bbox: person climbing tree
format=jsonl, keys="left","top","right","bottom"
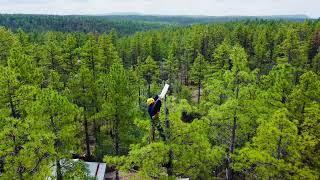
{"left": 147, "top": 95, "right": 166, "bottom": 141}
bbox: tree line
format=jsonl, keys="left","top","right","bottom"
{"left": 0, "top": 14, "right": 167, "bottom": 35}
{"left": 0, "top": 19, "right": 320, "bottom": 179}
{"left": 0, "top": 14, "right": 311, "bottom": 35}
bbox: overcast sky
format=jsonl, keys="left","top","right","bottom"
{"left": 0, "top": 0, "right": 319, "bottom": 18}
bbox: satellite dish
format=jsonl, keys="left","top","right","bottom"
{"left": 159, "top": 84, "right": 170, "bottom": 99}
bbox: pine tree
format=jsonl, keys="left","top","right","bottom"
{"left": 61, "top": 34, "right": 80, "bottom": 79}
{"left": 7, "top": 42, "right": 43, "bottom": 86}
{"left": 163, "top": 50, "right": 179, "bottom": 93}
{"left": 206, "top": 45, "right": 255, "bottom": 179}
{"left": 276, "top": 29, "right": 308, "bottom": 83}
{"left": 0, "top": 116, "right": 55, "bottom": 179}
{"left": 108, "top": 28, "right": 118, "bottom": 46}
{"left": 98, "top": 34, "right": 120, "bottom": 74}
{"left": 43, "top": 32, "right": 63, "bottom": 72}
{"left": 212, "top": 40, "right": 232, "bottom": 71}
{"left": 27, "top": 89, "right": 81, "bottom": 179}
{"left": 67, "top": 66, "right": 95, "bottom": 159}
{"left": 289, "top": 71, "right": 320, "bottom": 171}
{"left": 47, "top": 70, "right": 64, "bottom": 91}
{"left": 0, "top": 66, "right": 54, "bottom": 179}
{"left": 252, "top": 27, "right": 273, "bottom": 73}
{"left": 190, "top": 52, "right": 209, "bottom": 104}
{"left": 258, "top": 63, "right": 295, "bottom": 118}
{"left": 98, "top": 59, "right": 135, "bottom": 179}
{"left": 139, "top": 55, "right": 160, "bottom": 97}
{"left": 81, "top": 33, "right": 101, "bottom": 78}
{"left": 234, "top": 109, "right": 317, "bottom": 179}
{"left": 0, "top": 27, "right": 16, "bottom": 65}
{"left": 308, "top": 29, "right": 320, "bottom": 63}
{"left": 0, "top": 66, "right": 22, "bottom": 119}
{"left": 312, "top": 52, "right": 320, "bottom": 73}
{"left": 81, "top": 33, "right": 101, "bottom": 144}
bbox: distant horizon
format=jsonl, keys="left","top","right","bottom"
{"left": 0, "top": 13, "right": 314, "bottom": 19}
{"left": 0, "top": 0, "right": 319, "bottom": 18}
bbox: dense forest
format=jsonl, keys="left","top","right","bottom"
{"left": 0, "top": 14, "right": 311, "bottom": 35}
{"left": 0, "top": 18, "right": 320, "bottom": 179}
{"left": 0, "top": 14, "right": 168, "bottom": 35}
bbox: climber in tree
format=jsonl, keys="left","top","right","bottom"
{"left": 147, "top": 95, "right": 166, "bottom": 141}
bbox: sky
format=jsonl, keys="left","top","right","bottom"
{"left": 0, "top": 0, "right": 319, "bottom": 18}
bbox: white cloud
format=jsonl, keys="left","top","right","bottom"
{"left": 0, "top": 0, "right": 318, "bottom": 18}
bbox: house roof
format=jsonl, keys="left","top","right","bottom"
{"left": 85, "top": 161, "right": 107, "bottom": 180}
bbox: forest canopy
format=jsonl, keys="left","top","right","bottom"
{"left": 0, "top": 14, "right": 312, "bottom": 35}
{"left": 0, "top": 18, "right": 320, "bottom": 179}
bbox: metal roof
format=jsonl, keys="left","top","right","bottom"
{"left": 49, "top": 159, "right": 107, "bottom": 180}
{"left": 85, "top": 161, "right": 107, "bottom": 180}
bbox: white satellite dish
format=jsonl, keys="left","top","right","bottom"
{"left": 159, "top": 84, "right": 170, "bottom": 99}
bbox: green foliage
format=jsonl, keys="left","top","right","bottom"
{"left": 42, "top": 32, "right": 63, "bottom": 72}
{"left": 190, "top": 53, "right": 209, "bottom": 83}
{"left": 163, "top": 51, "right": 178, "bottom": 83}
{"left": 178, "top": 85, "right": 192, "bottom": 101}
{"left": 312, "top": 52, "right": 320, "bottom": 73}
{"left": 105, "top": 99, "right": 225, "bottom": 179}
{"left": 0, "top": 117, "right": 55, "bottom": 179}
{"left": 0, "top": 19, "right": 320, "bottom": 179}
{"left": 96, "top": 59, "right": 137, "bottom": 157}
{"left": 62, "top": 160, "right": 95, "bottom": 180}
{"left": 61, "top": 34, "right": 80, "bottom": 77}
{"left": 140, "top": 56, "right": 160, "bottom": 84}
{"left": 98, "top": 34, "right": 120, "bottom": 73}
{"left": 212, "top": 40, "right": 232, "bottom": 71}
{"left": 67, "top": 66, "right": 95, "bottom": 111}
{"left": 26, "top": 89, "right": 81, "bottom": 178}
{"left": 81, "top": 33, "right": 101, "bottom": 78}
{"left": 0, "top": 27, "right": 16, "bottom": 65}
{"left": 0, "top": 14, "right": 167, "bottom": 35}
{"left": 28, "top": 89, "right": 81, "bottom": 154}
{"left": 234, "top": 109, "right": 318, "bottom": 179}
{"left": 7, "top": 43, "right": 43, "bottom": 86}
{"left": 139, "top": 55, "right": 160, "bottom": 96}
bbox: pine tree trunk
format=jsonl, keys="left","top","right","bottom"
{"left": 9, "top": 93, "right": 19, "bottom": 118}
{"left": 198, "top": 79, "right": 201, "bottom": 104}
{"left": 277, "top": 125, "right": 283, "bottom": 160}
{"left": 18, "top": 165, "right": 24, "bottom": 180}
{"left": 92, "top": 92, "right": 99, "bottom": 145}
{"left": 19, "top": 173, "right": 23, "bottom": 180}
{"left": 164, "top": 95, "right": 173, "bottom": 176}
{"left": 167, "top": 149, "right": 173, "bottom": 176}
{"left": 230, "top": 112, "right": 237, "bottom": 153}
{"left": 93, "top": 119, "right": 97, "bottom": 146}
{"left": 114, "top": 113, "right": 120, "bottom": 180}
{"left": 91, "top": 50, "right": 96, "bottom": 79}
{"left": 226, "top": 112, "right": 237, "bottom": 180}
{"left": 84, "top": 118, "right": 91, "bottom": 159}
{"left": 226, "top": 82, "right": 239, "bottom": 180}
{"left": 277, "top": 136, "right": 282, "bottom": 160}
{"left": 0, "top": 158, "right": 4, "bottom": 175}
{"left": 115, "top": 119, "right": 119, "bottom": 156}
{"left": 138, "top": 87, "right": 141, "bottom": 106}
{"left": 148, "top": 82, "right": 151, "bottom": 97}
{"left": 151, "top": 121, "right": 155, "bottom": 142}
{"left": 56, "top": 159, "right": 63, "bottom": 180}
